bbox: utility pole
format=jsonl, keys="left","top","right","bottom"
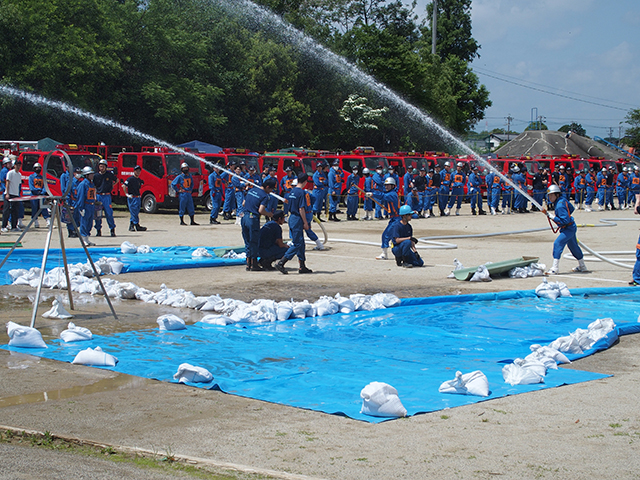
{"left": 505, "top": 114, "right": 513, "bottom": 141}
{"left": 608, "top": 127, "right": 614, "bottom": 142}
{"left": 537, "top": 115, "right": 545, "bottom": 130}
{"left": 431, "top": 0, "right": 437, "bottom": 55}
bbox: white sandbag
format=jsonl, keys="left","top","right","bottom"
{"left": 513, "top": 357, "right": 547, "bottom": 377}
{"left": 335, "top": 294, "right": 355, "bottom": 314}
{"left": 470, "top": 264, "right": 492, "bottom": 282}
{"left": 198, "top": 294, "right": 223, "bottom": 311}
{"left": 314, "top": 297, "right": 339, "bottom": 316}
{"left": 137, "top": 245, "right": 153, "bottom": 254}
{"left": 535, "top": 278, "right": 560, "bottom": 300}
{"left": 360, "top": 381, "right": 407, "bottom": 418}
{"left": 192, "top": 247, "right": 212, "bottom": 257}
{"left": 6, "top": 321, "right": 47, "bottom": 348}
{"left": 587, "top": 318, "right": 616, "bottom": 344}
{"left": 72, "top": 346, "right": 118, "bottom": 366}
{"left": 8, "top": 268, "right": 28, "bottom": 281}
{"left": 371, "top": 292, "right": 401, "bottom": 308}
{"left": 41, "top": 299, "right": 74, "bottom": 319}
{"left": 349, "top": 294, "right": 374, "bottom": 311}
{"left": 173, "top": 363, "right": 213, "bottom": 383}
{"left": 116, "top": 282, "right": 139, "bottom": 299}
{"left": 502, "top": 362, "right": 544, "bottom": 386}
{"left": 528, "top": 344, "right": 571, "bottom": 365}
{"left": 447, "top": 258, "right": 465, "bottom": 278}
{"left": 110, "top": 260, "right": 124, "bottom": 275}
{"left": 438, "top": 370, "right": 489, "bottom": 397}
{"left": 276, "top": 301, "right": 293, "bottom": 321}
{"left": 549, "top": 334, "right": 584, "bottom": 354}
{"left": 156, "top": 314, "right": 187, "bottom": 331}
{"left": 120, "top": 241, "right": 138, "bottom": 254}
{"left": 200, "top": 314, "right": 235, "bottom": 325}
{"left": 60, "top": 322, "right": 93, "bottom": 342}
{"left": 292, "top": 300, "right": 313, "bottom": 319}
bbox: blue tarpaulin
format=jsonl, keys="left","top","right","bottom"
{"left": 3, "top": 287, "right": 640, "bottom": 422}
{"left": 0, "top": 246, "right": 245, "bottom": 285}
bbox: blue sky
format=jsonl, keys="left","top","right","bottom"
{"left": 415, "top": 0, "right": 640, "bottom": 137}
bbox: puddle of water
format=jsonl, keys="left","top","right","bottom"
{"left": 0, "top": 372, "right": 154, "bottom": 408}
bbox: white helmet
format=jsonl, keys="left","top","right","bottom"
{"left": 99, "top": 159, "right": 108, "bottom": 165}
{"left": 456, "top": 162, "right": 463, "bottom": 167}
{"left": 362, "top": 168, "right": 370, "bottom": 174}
{"left": 82, "top": 166, "right": 94, "bottom": 175}
{"left": 181, "top": 162, "right": 189, "bottom": 169}
{"left": 512, "top": 166, "right": 520, "bottom": 173}
{"left": 444, "top": 161, "right": 451, "bottom": 167}
{"left": 547, "top": 184, "right": 561, "bottom": 195}
{"left": 384, "top": 176, "right": 396, "bottom": 186}
{"left": 33, "top": 162, "right": 42, "bottom": 169}
{"left": 2, "top": 157, "right": 10, "bottom": 164}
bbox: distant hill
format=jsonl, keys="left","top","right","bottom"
{"left": 494, "top": 130, "right": 627, "bottom": 161}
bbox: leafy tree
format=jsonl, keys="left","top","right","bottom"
{"left": 525, "top": 121, "right": 548, "bottom": 131}
{"left": 624, "top": 108, "right": 640, "bottom": 150}
{"left": 558, "top": 122, "right": 586, "bottom": 137}
{"left": 422, "top": 0, "right": 479, "bottom": 62}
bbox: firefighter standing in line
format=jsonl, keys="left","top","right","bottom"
{"left": 171, "top": 162, "right": 199, "bottom": 226}
{"left": 28, "top": 162, "right": 50, "bottom": 228}
{"left": 93, "top": 159, "right": 118, "bottom": 237}
{"left": 123, "top": 165, "right": 147, "bottom": 232}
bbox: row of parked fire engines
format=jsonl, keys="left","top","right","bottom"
{"left": 3, "top": 142, "right": 636, "bottom": 213}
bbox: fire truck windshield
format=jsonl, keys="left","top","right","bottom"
{"left": 364, "top": 156, "right": 388, "bottom": 171}
{"left": 228, "top": 155, "right": 259, "bottom": 169}
{"left": 69, "top": 154, "right": 101, "bottom": 171}
{"left": 166, "top": 154, "right": 199, "bottom": 176}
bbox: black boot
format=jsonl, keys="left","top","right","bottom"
{"left": 275, "top": 258, "right": 288, "bottom": 274}
{"left": 395, "top": 256, "right": 403, "bottom": 267}
{"left": 246, "top": 258, "right": 251, "bottom": 271}
{"left": 471, "top": 209, "right": 476, "bottom": 215}
{"left": 96, "top": 229, "right": 102, "bottom": 236}
{"left": 129, "top": 222, "right": 135, "bottom": 232}
{"left": 135, "top": 223, "right": 147, "bottom": 231}
{"left": 298, "top": 261, "right": 312, "bottom": 274}
{"left": 259, "top": 258, "right": 275, "bottom": 271}
{"left": 190, "top": 216, "right": 199, "bottom": 226}
{"left": 250, "top": 258, "right": 264, "bottom": 271}
{"left": 180, "top": 216, "right": 187, "bottom": 225}
{"left": 110, "top": 228, "right": 116, "bottom": 237}
{"left": 478, "top": 209, "right": 486, "bottom": 215}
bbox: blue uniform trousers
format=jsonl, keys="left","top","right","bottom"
{"left": 553, "top": 223, "right": 583, "bottom": 260}
{"left": 382, "top": 216, "right": 401, "bottom": 249}
{"left": 210, "top": 192, "right": 222, "bottom": 220}
{"left": 392, "top": 240, "right": 424, "bottom": 267}
{"left": 259, "top": 244, "right": 288, "bottom": 264}
{"left": 223, "top": 187, "right": 235, "bottom": 213}
{"left": 241, "top": 213, "right": 261, "bottom": 259}
{"left": 447, "top": 186, "right": 463, "bottom": 209}
{"left": 79, "top": 204, "right": 94, "bottom": 237}
{"left": 95, "top": 194, "right": 115, "bottom": 230}
{"left": 346, "top": 194, "right": 359, "bottom": 217}
{"left": 634, "top": 234, "right": 640, "bottom": 283}
{"left": 284, "top": 214, "right": 306, "bottom": 261}
{"left": 128, "top": 196, "right": 141, "bottom": 224}
{"left": 312, "top": 188, "right": 327, "bottom": 214}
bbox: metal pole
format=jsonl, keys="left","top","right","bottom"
{"left": 30, "top": 208, "right": 55, "bottom": 328}
{"left": 431, "top": 0, "right": 438, "bottom": 55}
{"left": 54, "top": 199, "right": 74, "bottom": 311}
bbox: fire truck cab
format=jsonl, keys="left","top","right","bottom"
{"left": 115, "top": 147, "right": 204, "bottom": 214}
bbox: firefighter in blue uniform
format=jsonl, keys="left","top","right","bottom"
{"left": 93, "top": 159, "right": 117, "bottom": 237}
{"left": 312, "top": 161, "right": 328, "bottom": 220}
{"left": 328, "top": 160, "right": 343, "bottom": 221}
{"left": 345, "top": 167, "right": 361, "bottom": 220}
{"left": 74, "top": 166, "right": 97, "bottom": 246}
{"left": 123, "top": 165, "right": 147, "bottom": 232}
{"left": 208, "top": 163, "right": 223, "bottom": 224}
{"left": 171, "top": 162, "right": 198, "bottom": 225}
{"left": 366, "top": 176, "right": 400, "bottom": 260}
{"left": 362, "top": 168, "right": 374, "bottom": 220}
{"left": 439, "top": 161, "right": 452, "bottom": 216}
{"left": 573, "top": 169, "right": 586, "bottom": 209}
{"left": 222, "top": 162, "right": 236, "bottom": 220}
{"left": 391, "top": 205, "right": 424, "bottom": 268}
{"left": 468, "top": 165, "right": 485, "bottom": 215}
{"left": 542, "top": 184, "right": 588, "bottom": 274}
{"left": 584, "top": 167, "right": 596, "bottom": 212}
{"left": 242, "top": 177, "right": 276, "bottom": 271}
{"left": 280, "top": 167, "right": 296, "bottom": 215}
{"left": 447, "top": 162, "right": 466, "bottom": 215}
{"left": 372, "top": 166, "right": 385, "bottom": 219}
{"left": 28, "top": 162, "right": 50, "bottom": 228}
{"left": 629, "top": 166, "right": 640, "bottom": 207}
{"left": 275, "top": 173, "right": 313, "bottom": 274}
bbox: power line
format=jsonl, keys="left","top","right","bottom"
{"left": 473, "top": 68, "right": 631, "bottom": 112}
{"left": 473, "top": 66, "right": 637, "bottom": 109}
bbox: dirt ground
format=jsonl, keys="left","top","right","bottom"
{"left": 1, "top": 204, "right": 640, "bottom": 479}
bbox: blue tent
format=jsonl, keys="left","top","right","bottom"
{"left": 178, "top": 140, "right": 222, "bottom": 154}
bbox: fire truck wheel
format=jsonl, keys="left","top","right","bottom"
{"left": 142, "top": 193, "right": 158, "bottom": 214}
{"left": 204, "top": 195, "right": 213, "bottom": 211}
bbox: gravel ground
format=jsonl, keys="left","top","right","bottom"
{"left": 1, "top": 204, "right": 639, "bottom": 479}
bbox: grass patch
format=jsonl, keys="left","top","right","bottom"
{"left": 0, "top": 428, "right": 274, "bottom": 479}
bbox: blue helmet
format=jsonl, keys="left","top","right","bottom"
{"left": 399, "top": 205, "right": 414, "bottom": 216}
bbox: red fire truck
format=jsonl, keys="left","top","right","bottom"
{"left": 113, "top": 147, "right": 205, "bottom": 214}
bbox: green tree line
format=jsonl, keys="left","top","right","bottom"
{"left": 0, "top": 0, "right": 491, "bottom": 151}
